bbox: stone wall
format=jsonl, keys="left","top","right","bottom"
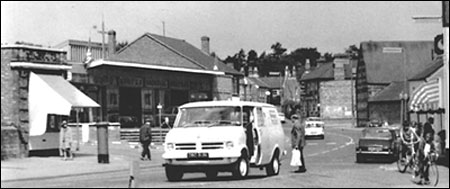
{"left": 320, "top": 80, "right": 354, "bottom": 119}
{"left": 1, "top": 126, "right": 22, "bottom": 160}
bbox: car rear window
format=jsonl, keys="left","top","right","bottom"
{"left": 362, "top": 128, "right": 392, "bottom": 139}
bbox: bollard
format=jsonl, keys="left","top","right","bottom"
{"left": 96, "top": 122, "right": 109, "bottom": 163}
{"left": 128, "top": 160, "right": 139, "bottom": 188}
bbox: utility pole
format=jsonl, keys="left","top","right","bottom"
{"left": 98, "top": 14, "right": 107, "bottom": 59}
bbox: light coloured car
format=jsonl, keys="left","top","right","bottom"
{"left": 305, "top": 117, "right": 325, "bottom": 139}
{"left": 278, "top": 112, "right": 286, "bottom": 123}
{"left": 162, "top": 101, "right": 287, "bottom": 181}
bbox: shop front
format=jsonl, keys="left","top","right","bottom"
{"left": 89, "top": 65, "right": 214, "bottom": 128}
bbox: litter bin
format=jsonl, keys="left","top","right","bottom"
{"left": 96, "top": 122, "right": 109, "bottom": 163}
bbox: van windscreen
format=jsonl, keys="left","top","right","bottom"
{"left": 175, "top": 106, "right": 242, "bottom": 128}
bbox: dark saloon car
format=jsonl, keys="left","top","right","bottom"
{"left": 356, "top": 127, "right": 398, "bottom": 163}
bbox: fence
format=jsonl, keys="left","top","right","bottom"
{"left": 120, "top": 128, "right": 170, "bottom": 144}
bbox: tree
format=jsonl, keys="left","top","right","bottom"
{"left": 115, "top": 41, "right": 128, "bottom": 52}
{"left": 247, "top": 50, "right": 258, "bottom": 67}
{"left": 345, "top": 44, "right": 359, "bottom": 59}
{"left": 323, "top": 52, "right": 334, "bottom": 62}
{"left": 270, "top": 42, "right": 287, "bottom": 59}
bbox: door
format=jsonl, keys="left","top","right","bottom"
{"left": 119, "top": 87, "right": 142, "bottom": 128}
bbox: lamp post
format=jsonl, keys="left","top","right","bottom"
{"left": 399, "top": 92, "right": 408, "bottom": 125}
{"left": 243, "top": 77, "right": 248, "bottom": 101}
{"left": 265, "top": 90, "right": 271, "bottom": 103}
{"left": 157, "top": 103, "right": 163, "bottom": 127}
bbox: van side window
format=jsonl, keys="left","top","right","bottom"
{"left": 257, "top": 107, "right": 264, "bottom": 127}
{"left": 269, "top": 109, "right": 278, "bottom": 125}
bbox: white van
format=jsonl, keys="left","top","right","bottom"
{"left": 162, "top": 101, "right": 287, "bottom": 181}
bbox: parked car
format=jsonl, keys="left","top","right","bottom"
{"left": 368, "top": 119, "right": 383, "bottom": 127}
{"left": 305, "top": 117, "right": 325, "bottom": 139}
{"left": 355, "top": 127, "right": 398, "bottom": 163}
{"left": 162, "top": 101, "right": 287, "bottom": 181}
{"left": 278, "top": 112, "right": 286, "bottom": 123}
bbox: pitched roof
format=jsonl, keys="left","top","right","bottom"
{"left": 149, "top": 33, "right": 241, "bottom": 75}
{"left": 111, "top": 33, "right": 241, "bottom": 76}
{"left": 368, "top": 81, "right": 408, "bottom": 102}
{"left": 300, "top": 63, "right": 354, "bottom": 81}
{"left": 300, "top": 63, "right": 334, "bottom": 81}
{"left": 409, "top": 57, "right": 443, "bottom": 81}
{"left": 360, "top": 41, "right": 434, "bottom": 84}
{"left": 246, "top": 77, "right": 270, "bottom": 88}
{"left": 259, "top": 77, "right": 283, "bottom": 89}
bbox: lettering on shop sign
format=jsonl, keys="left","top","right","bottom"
{"left": 10, "top": 48, "right": 66, "bottom": 64}
{"left": 93, "top": 75, "right": 117, "bottom": 86}
{"left": 145, "top": 78, "right": 168, "bottom": 88}
{"left": 119, "top": 77, "right": 143, "bottom": 87}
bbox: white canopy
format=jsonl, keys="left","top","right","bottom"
{"left": 29, "top": 72, "right": 100, "bottom": 136}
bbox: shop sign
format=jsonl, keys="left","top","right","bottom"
{"left": 119, "top": 76, "right": 143, "bottom": 87}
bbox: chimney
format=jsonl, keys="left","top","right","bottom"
{"left": 201, "top": 36, "right": 210, "bottom": 55}
{"left": 107, "top": 30, "right": 116, "bottom": 58}
{"left": 333, "top": 57, "right": 349, "bottom": 80}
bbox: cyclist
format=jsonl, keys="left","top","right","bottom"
{"left": 400, "top": 121, "right": 418, "bottom": 158}
{"left": 417, "top": 127, "right": 436, "bottom": 185}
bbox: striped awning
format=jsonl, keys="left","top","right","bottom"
{"left": 409, "top": 79, "right": 441, "bottom": 112}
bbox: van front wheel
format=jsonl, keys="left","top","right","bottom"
{"left": 165, "top": 166, "right": 183, "bottom": 181}
{"left": 232, "top": 156, "right": 249, "bottom": 179}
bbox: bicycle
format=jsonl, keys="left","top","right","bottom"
{"left": 397, "top": 127, "right": 439, "bottom": 186}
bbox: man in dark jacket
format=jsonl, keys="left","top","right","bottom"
{"left": 140, "top": 118, "right": 152, "bottom": 161}
{"left": 291, "top": 114, "right": 306, "bottom": 173}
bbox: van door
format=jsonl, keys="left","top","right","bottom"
{"left": 253, "top": 107, "right": 273, "bottom": 165}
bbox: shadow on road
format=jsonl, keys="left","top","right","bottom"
{"left": 170, "top": 174, "right": 269, "bottom": 182}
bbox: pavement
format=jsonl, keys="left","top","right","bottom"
{"left": 1, "top": 141, "right": 165, "bottom": 182}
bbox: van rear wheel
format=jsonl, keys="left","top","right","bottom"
{"left": 266, "top": 153, "right": 280, "bottom": 176}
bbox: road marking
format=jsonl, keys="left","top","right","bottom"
{"left": 305, "top": 132, "right": 355, "bottom": 158}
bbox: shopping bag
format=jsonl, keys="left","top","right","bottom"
{"left": 290, "top": 149, "right": 303, "bottom": 166}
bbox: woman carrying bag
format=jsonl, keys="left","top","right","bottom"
{"left": 290, "top": 114, "right": 307, "bottom": 173}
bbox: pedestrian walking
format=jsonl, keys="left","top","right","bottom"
{"left": 290, "top": 114, "right": 307, "bottom": 173}
{"left": 59, "top": 120, "right": 73, "bottom": 161}
{"left": 140, "top": 118, "right": 152, "bottom": 161}
{"left": 423, "top": 117, "right": 435, "bottom": 139}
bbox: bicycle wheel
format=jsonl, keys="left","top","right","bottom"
{"left": 426, "top": 163, "right": 439, "bottom": 186}
{"left": 397, "top": 150, "right": 408, "bottom": 173}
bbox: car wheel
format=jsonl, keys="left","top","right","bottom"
{"left": 320, "top": 135, "right": 325, "bottom": 140}
{"left": 232, "top": 155, "right": 249, "bottom": 179}
{"left": 266, "top": 152, "right": 280, "bottom": 176}
{"left": 165, "top": 166, "right": 183, "bottom": 181}
{"left": 356, "top": 154, "right": 364, "bottom": 163}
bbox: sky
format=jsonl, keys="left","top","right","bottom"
{"left": 1, "top": 1, "right": 444, "bottom": 59}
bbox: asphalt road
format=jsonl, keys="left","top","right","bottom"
{"left": 3, "top": 122, "right": 448, "bottom": 188}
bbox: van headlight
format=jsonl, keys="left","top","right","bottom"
{"left": 225, "top": 141, "right": 234, "bottom": 149}
{"left": 166, "top": 143, "right": 174, "bottom": 151}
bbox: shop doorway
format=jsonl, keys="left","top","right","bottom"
{"left": 119, "top": 87, "right": 142, "bottom": 128}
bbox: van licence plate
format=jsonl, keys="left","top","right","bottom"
{"left": 187, "top": 152, "right": 209, "bottom": 159}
